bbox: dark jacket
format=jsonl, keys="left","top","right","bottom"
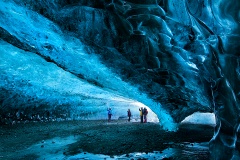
{"left": 127, "top": 110, "right": 131, "bottom": 117}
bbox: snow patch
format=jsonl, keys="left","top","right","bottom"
{"left": 181, "top": 112, "right": 216, "bottom": 125}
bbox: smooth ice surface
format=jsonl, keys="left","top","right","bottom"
{"left": 0, "top": 39, "right": 159, "bottom": 121}
{"left": 18, "top": 136, "right": 79, "bottom": 160}
{"left": 19, "top": 135, "right": 177, "bottom": 160}
{"left": 181, "top": 112, "right": 216, "bottom": 126}
{"left": 18, "top": 136, "right": 212, "bottom": 160}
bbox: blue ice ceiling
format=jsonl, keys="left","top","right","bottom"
{"left": 0, "top": 0, "right": 171, "bottom": 129}
{"left": 0, "top": 0, "right": 240, "bottom": 159}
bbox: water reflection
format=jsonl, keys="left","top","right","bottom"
{"left": 68, "top": 142, "right": 210, "bottom": 160}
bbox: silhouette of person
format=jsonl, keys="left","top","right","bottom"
{"left": 107, "top": 108, "right": 112, "bottom": 122}
{"left": 139, "top": 107, "right": 143, "bottom": 123}
{"left": 127, "top": 109, "right": 131, "bottom": 122}
{"left": 143, "top": 107, "right": 148, "bottom": 123}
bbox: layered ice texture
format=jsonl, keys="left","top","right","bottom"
{"left": 0, "top": 0, "right": 240, "bottom": 159}
{"left": 0, "top": 0, "right": 172, "bottom": 129}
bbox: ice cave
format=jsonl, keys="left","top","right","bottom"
{"left": 0, "top": 0, "right": 239, "bottom": 159}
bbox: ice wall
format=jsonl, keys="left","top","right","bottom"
{"left": 0, "top": 0, "right": 239, "bottom": 158}
{"left": 167, "top": 0, "right": 240, "bottom": 159}
{"left": 0, "top": 0, "right": 174, "bottom": 130}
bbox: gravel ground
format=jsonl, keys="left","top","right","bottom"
{"left": 0, "top": 120, "right": 215, "bottom": 159}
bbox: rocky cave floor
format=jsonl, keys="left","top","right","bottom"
{"left": 0, "top": 119, "right": 233, "bottom": 160}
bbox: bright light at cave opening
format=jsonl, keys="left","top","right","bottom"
{"left": 108, "top": 97, "right": 159, "bottom": 122}
{"left": 132, "top": 102, "right": 159, "bottom": 123}
{"left": 181, "top": 112, "right": 216, "bottom": 126}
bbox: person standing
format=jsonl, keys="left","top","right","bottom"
{"left": 139, "top": 107, "right": 143, "bottom": 123}
{"left": 107, "top": 108, "right": 112, "bottom": 122}
{"left": 127, "top": 109, "right": 131, "bottom": 122}
{"left": 143, "top": 107, "right": 148, "bottom": 123}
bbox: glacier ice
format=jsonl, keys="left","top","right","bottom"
{"left": 0, "top": 0, "right": 240, "bottom": 159}
{"left": 0, "top": 0, "right": 175, "bottom": 130}
{"left": 167, "top": 0, "right": 240, "bottom": 159}
{"left": 181, "top": 112, "right": 216, "bottom": 126}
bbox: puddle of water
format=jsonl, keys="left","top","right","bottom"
{"left": 67, "top": 142, "right": 209, "bottom": 160}
{"left": 68, "top": 148, "right": 176, "bottom": 160}
{"left": 20, "top": 136, "right": 79, "bottom": 160}
{"left": 21, "top": 138, "right": 240, "bottom": 160}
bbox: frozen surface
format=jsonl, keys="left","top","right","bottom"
{"left": 19, "top": 136, "right": 79, "bottom": 160}
{"left": 0, "top": 39, "right": 159, "bottom": 122}
{"left": 19, "top": 136, "right": 211, "bottom": 160}
{"left": 181, "top": 112, "right": 216, "bottom": 126}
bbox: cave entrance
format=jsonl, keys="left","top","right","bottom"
{"left": 108, "top": 97, "right": 159, "bottom": 123}
{"left": 181, "top": 112, "right": 216, "bottom": 126}
{"left": 129, "top": 102, "right": 159, "bottom": 123}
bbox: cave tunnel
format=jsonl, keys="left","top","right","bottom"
{"left": 0, "top": 0, "right": 240, "bottom": 159}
